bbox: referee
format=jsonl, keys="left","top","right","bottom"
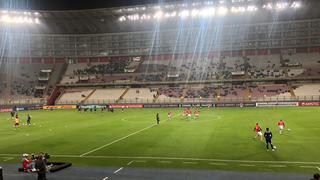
{"left": 264, "top": 128, "right": 275, "bottom": 151}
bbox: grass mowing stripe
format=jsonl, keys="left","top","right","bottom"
{"left": 80, "top": 124, "right": 157, "bottom": 157}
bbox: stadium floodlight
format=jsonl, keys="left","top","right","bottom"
{"left": 179, "top": 10, "right": 190, "bottom": 18}
{"left": 291, "top": 1, "right": 301, "bottom": 9}
{"left": 217, "top": 6, "right": 228, "bottom": 16}
{"left": 191, "top": 9, "right": 200, "bottom": 17}
{"left": 231, "top": 6, "right": 246, "bottom": 13}
{"left": 164, "top": 12, "right": 171, "bottom": 18}
{"left": 154, "top": 10, "right": 163, "bottom": 19}
{"left": 247, "top": 5, "right": 258, "bottom": 12}
{"left": 276, "top": 2, "right": 288, "bottom": 10}
{"left": 263, "top": 3, "right": 273, "bottom": 10}
{"left": 170, "top": 11, "right": 177, "bottom": 17}
{"left": 200, "top": 7, "right": 215, "bottom": 17}
{"left": 119, "top": 16, "right": 126, "bottom": 22}
{"left": 34, "top": 18, "right": 40, "bottom": 24}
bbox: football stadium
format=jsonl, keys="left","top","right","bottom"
{"left": 0, "top": 0, "right": 320, "bottom": 179}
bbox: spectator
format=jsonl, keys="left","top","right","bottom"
{"left": 35, "top": 155, "right": 47, "bottom": 180}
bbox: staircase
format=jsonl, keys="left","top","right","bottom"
{"left": 81, "top": 89, "right": 96, "bottom": 103}
{"left": 47, "top": 87, "right": 62, "bottom": 105}
{"left": 288, "top": 84, "right": 296, "bottom": 98}
{"left": 246, "top": 86, "right": 252, "bottom": 100}
{"left": 153, "top": 92, "right": 160, "bottom": 102}
{"left": 117, "top": 88, "right": 130, "bottom": 102}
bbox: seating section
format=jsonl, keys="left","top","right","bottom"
{"left": 293, "top": 84, "right": 320, "bottom": 96}
{"left": 249, "top": 84, "right": 290, "bottom": 98}
{"left": 86, "top": 89, "right": 125, "bottom": 103}
{"left": 121, "top": 88, "right": 157, "bottom": 102}
{"left": 57, "top": 89, "right": 93, "bottom": 104}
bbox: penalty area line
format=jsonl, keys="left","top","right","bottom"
{"left": 80, "top": 124, "right": 156, "bottom": 157}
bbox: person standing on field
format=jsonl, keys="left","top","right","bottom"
{"left": 264, "top": 128, "right": 276, "bottom": 151}
{"left": 27, "top": 114, "right": 31, "bottom": 126}
{"left": 156, "top": 113, "right": 160, "bottom": 124}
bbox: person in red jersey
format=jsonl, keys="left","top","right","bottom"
{"left": 187, "top": 108, "right": 192, "bottom": 120}
{"left": 167, "top": 111, "right": 172, "bottom": 120}
{"left": 253, "top": 123, "right": 263, "bottom": 141}
{"left": 278, "top": 119, "right": 285, "bottom": 134}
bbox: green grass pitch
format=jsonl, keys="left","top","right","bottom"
{"left": 0, "top": 107, "right": 319, "bottom": 173}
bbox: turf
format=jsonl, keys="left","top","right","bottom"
{"left": 0, "top": 107, "right": 319, "bottom": 173}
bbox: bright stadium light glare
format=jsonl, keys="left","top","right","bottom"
{"left": 154, "top": 10, "right": 163, "bottom": 19}
{"left": 247, "top": 5, "right": 258, "bottom": 12}
{"left": 170, "top": 11, "right": 177, "bottom": 17}
{"left": 179, "top": 10, "right": 190, "bottom": 18}
{"left": 263, "top": 3, "right": 273, "bottom": 10}
{"left": 276, "top": 2, "right": 288, "bottom": 10}
{"left": 231, "top": 6, "right": 246, "bottom": 13}
{"left": 164, "top": 12, "right": 171, "bottom": 18}
{"left": 217, "top": 6, "right": 228, "bottom": 16}
{"left": 191, "top": 9, "right": 200, "bottom": 17}
{"left": 291, "top": 1, "right": 301, "bottom": 9}
{"left": 119, "top": 16, "right": 126, "bottom": 22}
{"left": 200, "top": 7, "right": 215, "bottom": 17}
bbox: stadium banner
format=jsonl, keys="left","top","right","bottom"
{"left": 109, "top": 104, "right": 143, "bottom": 109}
{"left": 0, "top": 108, "right": 12, "bottom": 112}
{"left": 43, "top": 105, "right": 76, "bottom": 110}
{"left": 143, "top": 104, "right": 179, "bottom": 108}
{"left": 201, "top": 103, "right": 214, "bottom": 107}
{"left": 79, "top": 105, "right": 107, "bottom": 109}
{"left": 299, "top": 102, "right": 320, "bottom": 106}
{"left": 256, "top": 102, "right": 298, "bottom": 107}
{"left": 215, "top": 103, "right": 256, "bottom": 107}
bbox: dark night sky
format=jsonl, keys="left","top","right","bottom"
{"left": 0, "top": 0, "right": 181, "bottom": 10}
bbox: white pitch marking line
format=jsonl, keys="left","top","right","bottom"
{"left": 2, "top": 157, "right": 13, "bottom": 162}
{"left": 1, "top": 153, "right": 320, "bottom": 165}
{"left": 239, "top": 164, "right": 256, "bottom": 167}
{"left": 300, "top": 166, "right": 315, "bottom": 168}
{"left": 158, "top": 161, "right": 172, "bottom": 163}
{"left": 114, "top": 167, "right": 123, "bottom": 174}
{"left": 135, "top": 160, "right": 146, "bottom": 163}
{"left": 127, "top": 161, "right": 134, "bottom": 166}
{"left": 102, "top": 177, "right": 109, "bottom": 180}
{"left": 182, "top": 162, "right": 197, "bottom": 164}
{"left": 269, "top": 165, "right": 287, "bottom": 168}
{"left": 317, "top": 167, "right": 320, "bottom": 172}
{"left": 80, "top": 124, "right": 156, "bottom": 156}
{"left": 209, "top": 162, "right": 227, "bottom": 166}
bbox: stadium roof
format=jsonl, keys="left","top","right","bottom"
{"left": 0, "top": 0, "right": 319, "bottom": 34}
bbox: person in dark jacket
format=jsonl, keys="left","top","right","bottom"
{"left": 156, "top": 113, "right": 160, "bottom": 124}
{"left": 34, "top": 155, "right": 47, "bottom": 180}
{"left": 264, "top": 128, "right": 276, "bottom": 151}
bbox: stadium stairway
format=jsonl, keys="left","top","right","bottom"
{"left": 246, "top": 86, "right": 252, "bottom": 100}
{"left": 153, "top": 92, "right": 160, "bottom": 102}
{"left": 117, "top": 88, "right": 130, "bottom": 102}
{"left": 288, "top": 84, "right": 296, "bottom": 97}
{"left": 81, "top": 89, "right": 97, "bottom": 103}
{"left": 47, "top": 87, "right": 62, "bottom": 105}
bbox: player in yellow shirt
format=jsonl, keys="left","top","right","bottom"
{"left": 14, "top": 115, "right": 20, "bottom": 129}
